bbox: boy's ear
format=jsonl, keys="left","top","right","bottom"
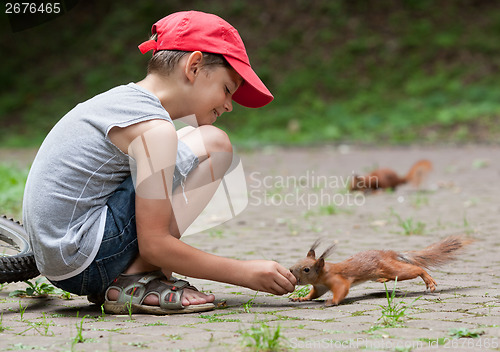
{"left": 184, "top": 51, "right": 204, "bottom": 82}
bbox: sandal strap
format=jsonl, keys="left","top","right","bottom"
{"left": 106, "top": 272, "right": 199, "bottom": 310}
{"left": 143, "top": 278, "right": 191, "bottom": 310}
{"left": 169, "top": 276, "right": 199, "bottom": 292}
{"left": 105, "top": 271, "right": 165, "bottom": 305}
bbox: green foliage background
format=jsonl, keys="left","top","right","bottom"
{"left": 1, "top": 0, "right": 500, "bottom": 148}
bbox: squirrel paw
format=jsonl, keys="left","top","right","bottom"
{"left": 289, "top": 296, "right": 311, "bottom": 302}
{"left": 427, "top": 283, "right": 437, "bottom": 292}
{"left": 325, "top": 299, "right": 340, "bottom": 307}
{"left": 425, "top": 278, "right": 437, "bottom": 292}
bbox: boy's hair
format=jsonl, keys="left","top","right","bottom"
{"left": 147, "top": 34, "right": 230, "bottom": 76}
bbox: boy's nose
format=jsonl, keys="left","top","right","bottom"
{"left": 224, "top": 98, "right": 233, "bottom": 113}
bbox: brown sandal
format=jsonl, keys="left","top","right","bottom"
{"left": 102, "top": 271, "right": 215, "bottom": 315}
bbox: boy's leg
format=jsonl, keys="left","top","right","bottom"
{"left": 169, "top": 125, "right": 233, "bottom": 237}
{"left": 109, "top": 125, "right": 232, "bottom": 306}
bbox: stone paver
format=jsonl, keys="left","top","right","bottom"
{"left": 1, "top": 145, "right": 499, "bottom": 351}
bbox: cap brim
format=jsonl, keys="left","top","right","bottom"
{"left": 224, "top": 56, "right": 274, "bottom": 108}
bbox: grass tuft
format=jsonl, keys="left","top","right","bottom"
{"left": 240, "top": 322, "right": 287, "bottom": 352}
{"left": 376, "top": 278, "right": 420, "bottom": 327}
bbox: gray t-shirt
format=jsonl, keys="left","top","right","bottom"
{"left": 23, "top": 83, "right": 173, "bottom": 280}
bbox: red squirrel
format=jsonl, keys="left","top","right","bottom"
{"left": 350, "top": 159, "right": 432, "bottom": 192}
{"left": 289, "top": 236, "right": 472, "bottom": 306}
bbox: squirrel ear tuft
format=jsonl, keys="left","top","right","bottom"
{"left": 307, "top": 249, "right": 316, "bottom": 259}
{"left": 307, "top": 238, "right": 321, "bottom": 258}
{"left": 319, "top": 242, "right": 337, "bottom": 261}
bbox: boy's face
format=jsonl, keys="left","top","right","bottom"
{"left": 189, "top": 65, "right": 243, "bottom": 126}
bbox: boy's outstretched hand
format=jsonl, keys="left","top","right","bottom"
{"left": 241, "top": 260, "right": 297, "bottom": 295}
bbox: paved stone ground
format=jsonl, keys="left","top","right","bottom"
{"left": 0, "top": 145, "right": 499, "bottom": 351}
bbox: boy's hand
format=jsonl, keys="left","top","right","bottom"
{"left": 242, "top": 260, "right": 297, "bottom": 295}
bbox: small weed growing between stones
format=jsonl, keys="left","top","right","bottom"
{"left": 394, "top": 347, "right": 413, "bottom": 352}
{"left": 18, "top": 301, "right": 27, "bottom": 320}
{"left": 128, "top": 341, "right": 149, "bottom": 348}
{"left": 165, "top": 334, "right": 182, "bottom": 341}
{"left": 419, "top": 337, "right": 447, "bottom": 346}
{"left": 462, "top": 214, "right": 477, "bottom": 235}
{"left": 240, "top": 322, "right": 287, "bottom": 351}
{"left": 125, "top": 285, "right": 136, "bottom": 320}
{"left": 472, "top": 159, "right": 489, "bottom": 169}
{"left": 100, "top": 303, "right": 106, "bottom": 319}
{"left": 0, "top": 313, "right": 11, "bottom": 332}
{"left": 410, "top": 191, "right": 429, "bottom": 209}
{"left": 376, "top": 278, "right": 420, "bottom": 327}
{"left": 59, "top": 290, "right": 72, "bottom": 300}
{"left": 199, "top": 313, "right": 240, "bottom": 323}
{"left": 242, "top": 291, "right": 258, "bottom": 313}
{"left": 449, "top": 327, "right": 484, "bottom": 338}
{"left": 391, "top": 209, "right": 426, "bottom": 235}
{"left": 144, "top": 321, "right": 168, "bottom": 326}
{"left": 318, "top": 204, "right": 341, "bottom": 215}
{"left": 18, "top": 312, "right": 53, "bottom": 336}
{"left": 72, "top": 314, "right": 88, "bottom": 345}
{"left": 9, "top": 277, "right": 71, "bottom": 298}
{"left": 351, "top": 310, "right": 366, "bottom": 317}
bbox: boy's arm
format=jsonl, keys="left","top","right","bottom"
{"left": 138, "top": 217, "right": 295, "bottom": 295}
{"left": 109, "top": 120, "right": 296, "bottom": 295}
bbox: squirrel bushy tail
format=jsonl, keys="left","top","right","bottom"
{"left": 404, "top": 159, "right": 433, "bottom": 187}
{"left": 398, "top": 236, "right": 473, "bottom": 269}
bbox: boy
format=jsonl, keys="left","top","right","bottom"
{"left": 23, "top": 11, "right": 296, "bottom": 314}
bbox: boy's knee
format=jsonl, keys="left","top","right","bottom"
{"left": 177, "top": 125, "right": 196, "bottom": 139}
{"left": 200, "top": 125, "right": 233, "bottom": 155}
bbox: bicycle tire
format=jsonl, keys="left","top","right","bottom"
{"left": 0, "top": 216, "right": 39, "bottom": 283}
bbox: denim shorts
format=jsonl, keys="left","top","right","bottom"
{"left": 49, "top": 140, "right": 199, "bottom": 296}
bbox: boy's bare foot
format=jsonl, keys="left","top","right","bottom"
{"left": 176, "top": 288, "right": 215, "bottom": 306}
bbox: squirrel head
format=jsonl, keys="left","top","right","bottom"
{"left": 350, "top": 174, "right": 365, "bottom": 191}
{"left": 289, "top": 239, "right": 336, "bottom": 285}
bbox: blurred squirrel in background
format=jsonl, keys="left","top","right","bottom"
{"left": 350, "top": 159, "right": 432, "bottom": 192}
{"left": 289, "top": 236, "right": 473, "bottom": 306}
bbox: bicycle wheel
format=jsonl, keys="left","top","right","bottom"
{"left": 0, "top": 216, "right": 30, "bottom": 256}
{"left": 0, "top": 216, "right": 39, "bottom": 283}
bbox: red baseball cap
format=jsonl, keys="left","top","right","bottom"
{"left": 138, "top": 11, "right": 274, "bottom": 108}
